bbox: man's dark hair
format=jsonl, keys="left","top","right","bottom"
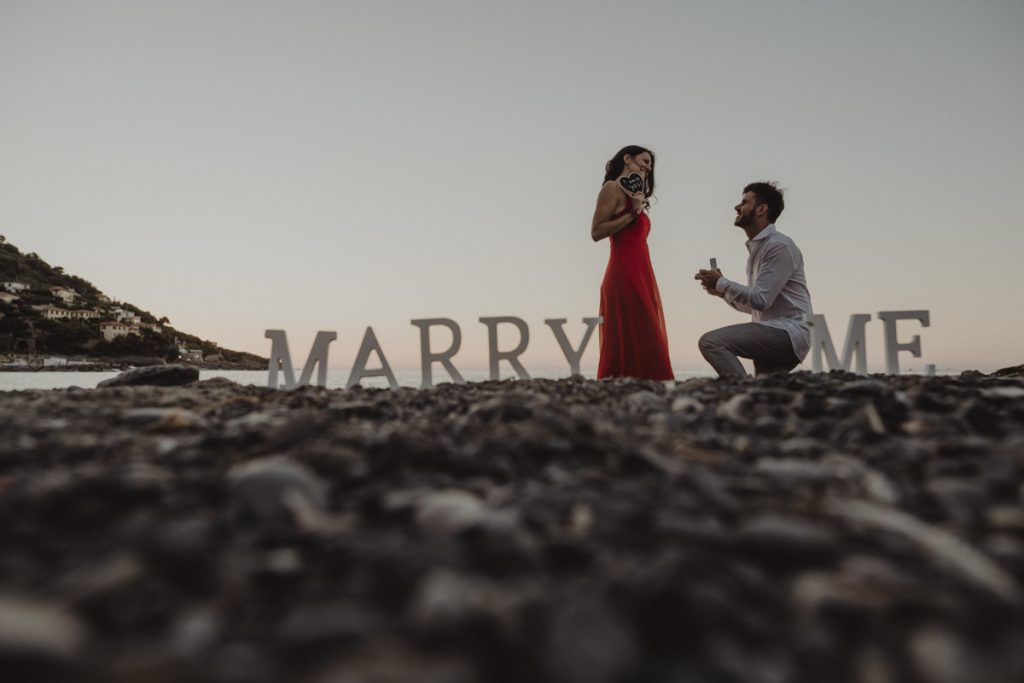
{"left": 744, "top": 181, "right": 785, "bottom": 223}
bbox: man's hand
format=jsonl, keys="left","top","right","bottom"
{"left": 694, "top": 268, "right": 724, "bottom": 297}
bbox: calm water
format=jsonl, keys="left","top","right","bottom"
{"left": 0, "top": 368, "right": 716, "bottom": 392}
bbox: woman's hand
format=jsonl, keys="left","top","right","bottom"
{"left": 592, "top": 182, "right": 640, "bottom": 241}
{"left": 630, "top": 191, "right": 646, "bottom": 215}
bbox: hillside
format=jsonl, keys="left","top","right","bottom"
{"left": 0, "top": 236, "right": 265, "bottom": 368}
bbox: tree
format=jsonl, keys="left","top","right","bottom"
{"left": 37, "top": 319, "right": 94, "bottom": 355}
{"left": 94, "top": 328, "right": 177, "bottom": 359}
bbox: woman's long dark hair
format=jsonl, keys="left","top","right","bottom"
{"left": 603, "top": 145, "right": 656, "bottom": 204}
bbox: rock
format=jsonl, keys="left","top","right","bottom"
{"left": 277, "top": 600, "right": 374, "bottom": 649}
{"left": 414, "top": 489, "right": 487, "bottom": 536}
{"left": 169, "top": 605, "right": 223, "bottom": 657}
{"left": 854, "top": 647, "right": 898, "bottom": 683}
{"left": 409, "top": 570, "right": 490, "bottom": 629}
{"left": 862, "top": 469, "right": 901, "bottom": 505}
{"left": 981, "top": 386, "right": 1024, "bottom": 400}
{"left": 122, "top": 407, "right": 206, "bottom": 429}
{"left": 986, "top": 506, "right": 1024, "bottom": 531}
{"left": 828, "top": 499, "right": 1020, "bottom": 605}
{"left": 992, "top": 364, "right": 1024, "bottom": 378}
{"left": 0, "top": 594, "right": 88, "bottom": 662}
{"left": 625, "top": 390, "right": 661, "bottom": 409}
{"left": 227, "top": 456, "right": 327, "bottom": 531}
{"left": 737, "top": 514, "right": 837, "bottom": 562}
{"left": 544, "top": 591, "right": 639, "bottom": 683}
{"left": 717, "top": 392, "right": 751, "bottom": 424}
{"left": 97, "top": 363, "right": 199, "bottom": 387}
{"left": 305, "top": 643, "right": 475, "bottom": 683}
{"left": 908, "top": 626, "right": 973, "bottom": 683}
{"left": 838, "top": 379, "right": 890, "bottom": 397}
{"left": 670, "top": 396, "right": 702, "bottom": 413}
{"left": 55, "top": 552, "right": 147, "bottom": 601}
{"left": 753, "top": 455, "right": 865, "bottom": 483}
{"left": 776, "top": 437, "right": 829, "bottom": 457}
{"left": 407, "top": 568, "right": 539, "bottom": 633}
{"left": 791, "top": 554, "right": 918, "bottom": 615}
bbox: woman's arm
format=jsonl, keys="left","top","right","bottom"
{"left": 591, "top": 182, "right": 640, "bottom": 242}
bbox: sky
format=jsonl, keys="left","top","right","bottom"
{"left": 1, "top": 0, "right": 1022, "bottom": 374}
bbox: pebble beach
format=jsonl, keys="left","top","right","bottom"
{"left": 2, "top": 368, "right": 1024, "bottom": 682}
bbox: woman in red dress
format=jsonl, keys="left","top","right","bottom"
{"left": 591, "top": 145, "right": 674, "bottom": 380}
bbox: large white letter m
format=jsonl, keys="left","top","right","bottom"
{"left": 803, "top": 313, "right": 871, "bottom": 375}
{"left": 265, "top": 330, "right": 337, "bottom": 389}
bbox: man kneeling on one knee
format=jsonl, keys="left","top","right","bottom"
{"left": 694, "top": 181, "right": 813, "bottom": 377}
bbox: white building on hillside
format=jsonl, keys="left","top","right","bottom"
{"left": 49, "top": 286, "right": 77, "bottom": 304}
{"left": 112, "top": 308, "right": 142, "bottom": 324}
{"left": 72, "top": 309, "right": 101, "bottom": 320}
{"left": 33, "top": 305, "right": 101, "bottom": 321}
{"left": 33, "top": 305, "right": 67, "bottom": 320}
{"left": 101, "top": 321, "right": 140, "bottom": 342}
{"left": 0, "top": 292, "right": 18, "bottom": 304}
{"left": 1, "top": 282, "right": 30, "bottom": 294}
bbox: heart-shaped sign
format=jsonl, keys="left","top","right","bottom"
{"left": 619, "top": 173, "right": 644, "bottom": 194}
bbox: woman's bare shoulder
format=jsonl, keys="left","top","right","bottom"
{"left": 598, "top": 179, "right": 623, "bottom": 198}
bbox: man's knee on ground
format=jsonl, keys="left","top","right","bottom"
{"left": 698, "top": 331, "right": 720, "bottom": 355}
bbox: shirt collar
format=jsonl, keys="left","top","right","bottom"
{"left": 745, "top": 223, "right": 776, "bottom": 249}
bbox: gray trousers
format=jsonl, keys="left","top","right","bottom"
{"left": 698, "top": 323, "right": 801, "bottom": 378}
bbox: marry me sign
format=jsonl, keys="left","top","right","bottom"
{"left": 264, "top": 310, "right": 932, "bottom": 390}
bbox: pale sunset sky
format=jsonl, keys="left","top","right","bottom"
{"left": 1, "top": 1, "right": 1022, "bottom": 374}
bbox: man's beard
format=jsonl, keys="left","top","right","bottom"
{"left": 734, "top": 210, "right": 752, "bottom": 227}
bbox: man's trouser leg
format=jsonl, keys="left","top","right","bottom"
{"left": 698, "top": 323, "right": 800, "bottom": 378}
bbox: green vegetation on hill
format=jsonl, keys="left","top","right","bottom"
{"left": 0, "top": 240, "right": 102, "bottom": 299}
{"left": 0, "top": 236, "right": 266, "bottom": 366}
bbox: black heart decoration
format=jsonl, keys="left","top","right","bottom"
{"left": 619, "top": 173, "right": 644, "bottom": 194}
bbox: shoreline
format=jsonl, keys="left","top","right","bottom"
{"left": 0, "top": 360, "right": 266, "bottom": 372}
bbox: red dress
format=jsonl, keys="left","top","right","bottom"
{"left": 598, "top": 204, "right": 674, "bottom": 380}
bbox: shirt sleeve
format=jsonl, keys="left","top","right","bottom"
{"left": 715, "top": 241, "right": 796, "bottom": 313}
{"left": 715, "top": 276, "right": 753, "bottom": 313}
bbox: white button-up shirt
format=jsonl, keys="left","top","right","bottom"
{"left": 714, "top": 224, "right": 813, "bottom": 361}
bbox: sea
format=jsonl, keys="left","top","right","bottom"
{"left": 0, "top": 368, "right": 717, "bottom": 392}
